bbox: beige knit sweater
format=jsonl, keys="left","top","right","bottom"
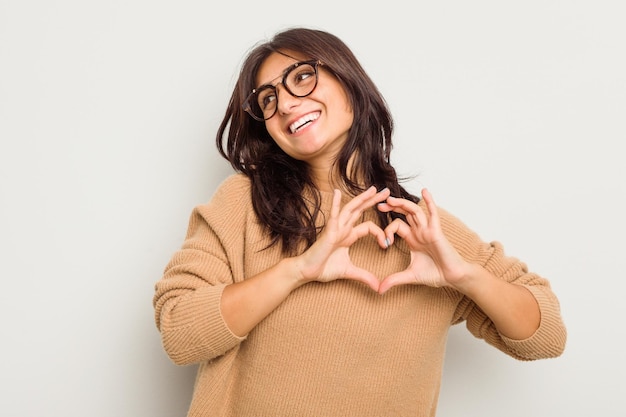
{"left": 153, "top": 174, "right": 566, "bottom": 417}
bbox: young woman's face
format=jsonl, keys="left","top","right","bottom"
{"left": 255, "top": 52, "right": 353, "bottom": 168}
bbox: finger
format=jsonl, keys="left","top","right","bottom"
{"left": 345, "top": 186, "right": 376, "bottom": 209}
{"left": 343, "top": 187, "right": 390, "bottom": 224}
{"left": 421, "top": 188, "right": 435, "bottom": 207}
{"left": 383, "top": 218, "right": 414, "bottom": 247}
{"left": 420, "top": 188, "right": 440, "bottom": 229}
{"left": 351, "top": 220, "right": 387, "bottom": 248}
{"left": 344, "top": 265, "right": 380, "bottom": 292}
{"left": 384, "top": 196, "right": 429, "bottom": 228}
{"left": 367, "top": 187, "right": 392, "bottom": 205}
{"left": 376, "top": 201, "right": 409, "bottom": 216}
{"left": 339, "top": 186, "right": 375, "bottom": 224}
{"left": 378, "top": 270, "right": 416, "bottom": 294}
{"left": 377, "top": 201, "right": 419, "bottom": 231}
{"left": 357, "top": 187, "right": 391, "bottom": 214}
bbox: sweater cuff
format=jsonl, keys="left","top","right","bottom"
{"left": 161, "top": 284, "right": 246, "bottom": 364}
{"left": 500, "top": 285, "right": 567, "bottom": 360}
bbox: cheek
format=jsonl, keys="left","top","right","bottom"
{"left": 336, "top": 104, "right": 354, "bottom": 129}
{"left": 329, "top": 91, "right": 353, "bottom": 126}
{"left": 346, "top": 108, "right": 354, "bottom": 125}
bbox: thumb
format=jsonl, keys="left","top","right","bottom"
{"left": 378, "top": 270, "right": 414, "bottom": 295}
{"left": 344, "top": 265, "right": 381, "bottom": 292}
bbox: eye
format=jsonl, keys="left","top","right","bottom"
{"left": 291, "top": 67, "right": 315, "bottom": 86}
{"left": 256, "top": 87, "right": 276, "bottom": 110}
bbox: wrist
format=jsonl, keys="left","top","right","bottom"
{"left": 281, "top": 256, "right": 309, "bottom": 290}
{"left": 449, "top": 262, "right": 488, "bottom": 296}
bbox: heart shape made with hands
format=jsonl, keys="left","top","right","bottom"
{"left": 306, "top": 187, "right": 466, "bottom": 295}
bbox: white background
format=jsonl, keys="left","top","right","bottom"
{"left": 1, "top": 1, "right": 624, "bottom": 416}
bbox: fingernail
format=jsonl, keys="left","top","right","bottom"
{"left": 384, "top": 237, "right": 391, "bottom": 248}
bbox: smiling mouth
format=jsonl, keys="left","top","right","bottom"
{"left": 289, "top": 112, "right": 320, "bottom": 134}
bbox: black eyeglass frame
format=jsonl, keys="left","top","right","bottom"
{"left": 242, "top": 60, "right": 323, "bottom": 122}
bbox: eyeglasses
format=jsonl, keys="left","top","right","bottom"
{"left": 243, "top": 60, "right": 322, "bottom": 121}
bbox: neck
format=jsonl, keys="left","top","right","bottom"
{"left": 309, "top": 164, "right": 336, "bottom": 193}
{"left": 309, "top": 153, "right": 361, "bottom": 193}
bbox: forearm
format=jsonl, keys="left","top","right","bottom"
{"left": 454, "top": 263, "right": 541, "bottom": 340}
{"left": 221, "top": 257, "right": 303, "bottom": 337}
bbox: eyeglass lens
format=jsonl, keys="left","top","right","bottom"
{"left": 247, "top": 62, "right": 318, "bottom": 121}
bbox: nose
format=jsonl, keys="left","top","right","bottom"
{"left": 275, "top": 83, "right": 300, "bottom": 115}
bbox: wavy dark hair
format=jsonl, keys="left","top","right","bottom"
{"left": 216, "top": 27, "right": 418, "bottom": 254}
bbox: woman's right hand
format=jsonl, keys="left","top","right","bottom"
{"left": 219, "top": 186, "right": 389, "bottom": 338}
{"left": 293, "top": 186, "right": 391, "bottom": 291}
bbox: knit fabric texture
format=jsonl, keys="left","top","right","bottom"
{"left": 153, "top": 174, "right": 566, "bottom": 417}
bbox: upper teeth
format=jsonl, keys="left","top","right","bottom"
{"left": 289, "top": 112, "right": 320, "bottom": 133}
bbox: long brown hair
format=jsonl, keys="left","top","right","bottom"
{"left": 216, "top": 27, "right": 418, "bottom": 254}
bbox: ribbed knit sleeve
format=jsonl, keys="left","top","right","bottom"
{"left": 153, "top": 175, "right": 251, "bottom": 365}
{"left": 440, "top": 206, "right": 567, "bottom": 360}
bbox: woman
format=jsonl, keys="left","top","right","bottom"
{"left": 153, "top": 27, "right": 566, "bottom": 417}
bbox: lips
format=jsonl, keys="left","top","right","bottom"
{"left": 289, "top": 111, "right": 320, "bottom": 134}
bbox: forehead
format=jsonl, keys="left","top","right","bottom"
{"left": 255, "top": 51, "right": 308, "bottom": 87}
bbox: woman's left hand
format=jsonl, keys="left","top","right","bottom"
{"left": 376, "top": 189, "right": 470, "bottom": 294}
